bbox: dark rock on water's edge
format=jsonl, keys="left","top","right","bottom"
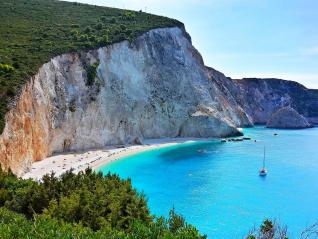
{"left": 266, "top": 107, "right": 313, "bottom": 129}
{"left": 233, "top": 131, "right": 244, "bottom": 137}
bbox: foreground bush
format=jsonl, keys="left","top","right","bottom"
{"left": 0, "top": 207, "right": 205, "bottom": 239}
{"left": 0, "top": 168, "right": 206, "bottom": 238}
{"left": 246, "top": 219, "right": 288, "bottom": 239}
{"left": 0, "top": 168, "right": 151, "bottom": 230}
{"left": 246, "top": 219, "right": 318, "bottom": 239}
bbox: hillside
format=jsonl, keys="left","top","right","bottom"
{"left": 232, "top": 78, "right": 318, "bottom": 124}
{"left": 0, "top": 0, "right": 182, "bottom": 133}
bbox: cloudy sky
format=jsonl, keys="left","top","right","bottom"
{"left": 65, "top": 0, "right": 318, "bottom": 88}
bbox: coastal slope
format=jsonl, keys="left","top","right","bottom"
{"left": 228, "top": 78, "right": 318, "bottom": 124}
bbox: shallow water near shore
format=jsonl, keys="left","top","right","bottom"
{"left": 98, "top": 126, "right": 318, "bottom": 238}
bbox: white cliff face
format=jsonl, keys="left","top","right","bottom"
{"left": 0, "top": 27, "right": 251, "bottom": 175}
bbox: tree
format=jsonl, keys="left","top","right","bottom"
{"left": 246, "top": 219, "right": 288, "bottom": 239}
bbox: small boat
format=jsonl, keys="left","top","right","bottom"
{"left": 259, "top": 146, "right": 267, "bottom": 176}
{"left": 259, "top": 168, "right": 267, "bottom": 176}
{"left": 221, "top": 139, "right": 227, "bottom": 143}
{"left": 197, "top": 149, "right": 207, "bottom": 154}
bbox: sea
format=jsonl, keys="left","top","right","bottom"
{"left": 98, "top": 126, "right": 318, "bottom": 238}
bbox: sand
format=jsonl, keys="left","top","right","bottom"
{"left": 22, "top": 137, "right": 211, "bottom": 180}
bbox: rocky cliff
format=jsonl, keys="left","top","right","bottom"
{"left": 224, "top": 78, "right": 318, "bottom": 124}
{"left": 0, "top": 27, "right": 251, "bottom": 175}
{"left": 266, "top": 107, "right": 312, "bottom": 129}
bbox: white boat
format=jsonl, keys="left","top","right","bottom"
{"left": 259, "top": 147, "right": 267, "bottom": 176}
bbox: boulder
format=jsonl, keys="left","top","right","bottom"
{"left": 266, "top": 107, "right": 313, "bottom": 129}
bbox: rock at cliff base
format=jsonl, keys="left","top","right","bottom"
{"left": 266, "top": 107, "right": 312, "bottom": 129}
{"left": 132, "top": 137, "right": 143, "bottom": 145}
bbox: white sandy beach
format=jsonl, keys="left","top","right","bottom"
{"left": 22, "top": 137, "right": 212, "bottom": 180}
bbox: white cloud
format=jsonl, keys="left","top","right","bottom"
{"left": 303, "top": 47, "right": 318, "bottom": 56}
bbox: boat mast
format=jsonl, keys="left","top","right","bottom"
{"left": 263, "top": 146, "right": 266, "bottom": 168}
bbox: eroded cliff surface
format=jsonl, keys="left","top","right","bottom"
{"left": 0, "top": 27, "right": 251, "bottom": 175}
{"left": 266, "top": 107, "right": 312, "bottom": 129}
{"left": 223, "top": 77, "right": 318, "bottom": 124}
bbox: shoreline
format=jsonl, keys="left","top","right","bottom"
{"left": 22, "top": 137, "right": 213, "bottom": 180}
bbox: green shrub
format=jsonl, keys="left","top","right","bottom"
{"left": 0, "top": 168, "right": 206, "bottom": 238}
{"left": 168, "top": 207, "right": 186, "bottom": 233}
{"left": 84, "top": 26, "right": 93, "bottom": 34}
{"left": 86, "top": 61, "right": 100, "bottom": 86}
{"left": 98, "top": 35, "right": 110, "bottom": 45}
{"left": 6, "top": 87, "right": 15, "bottom": 97}
{"left": 0, "top": 207, "right": 206, "bottom": 239}
{"left": 246, "top": 219, "right": 289, "bottom": 239}
{"left": 95, "top": 23, "right": 104, "bottom": 30}
{"left": 110, "top": 17, "right": 117, "bottom": 24}
{"left": 0, "top": 64, "right": 14, "bottom": 74}
{"left": 99, "top": 16, "right": 107, "bottom": 23}
{"left": 0, "top": 168, "right": 152, "bottom": 229}
{"left": 12, "top": 62, "right": 20, "bottom": 69}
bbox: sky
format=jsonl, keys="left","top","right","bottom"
{"left": 65, "top": 0, "right": 318, "bottom": 88}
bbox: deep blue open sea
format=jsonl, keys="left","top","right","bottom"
{"left": 98, "top": 126, "right": 318, "bottom": 238}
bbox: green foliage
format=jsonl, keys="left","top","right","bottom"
{"left": 86, "top": 61, "right": 100, "bottom": 86}
{"left": 0, "top": 207, "right": 205, "bottom": 239}
{"left": 84, "top": 26, "right": 93, "bottom": 34}
{"left": 0, "top": 168, "right": 152, "bottom": 230}
{"left": 246, "top": 219, "right": 289, "bottom": 239}
{"left": 0, "top": 64, "right": 14, "bottom": 74}
{"left": 260, "top": 219, "right": 275, "bottom": 237}
{"left": 0, "top": 0, "right": 183, "bottom": 134}
{"left": 0, "top": 168, "right": 205, "bottom": 238}
{"left": 168, "top": 207, "right": 186, "bottom": 233}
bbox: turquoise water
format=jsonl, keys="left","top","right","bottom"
{"left": 98, "top": 126, "right": 318, "bottom": 238}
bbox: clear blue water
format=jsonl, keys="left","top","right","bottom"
{"left": 98, "top": 126, "right": 318, "bottom": 238}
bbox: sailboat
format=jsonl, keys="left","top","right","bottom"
{"left": 259, "top": 146, "right": 267, "bottom": 176}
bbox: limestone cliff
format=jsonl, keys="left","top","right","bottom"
{"left": 0, "top": 27, "right": 251, "bottom": 175}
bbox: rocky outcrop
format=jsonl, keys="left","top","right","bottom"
{"left": 225, "top": 78, "right": 318, "bottom": 124}
{"left": 266, "top": 107, "right": 312, "bottom": 129}
{"left": 0, "top": 27, "right": 252, "bottom": 175}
